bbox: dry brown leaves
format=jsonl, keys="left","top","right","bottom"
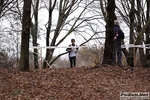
{"left": 0, "top": 66, "right": 150, "bottom": 100}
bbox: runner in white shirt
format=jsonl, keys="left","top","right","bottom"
{"left": 66, "top": 39, "right": 78, "bottom": 68}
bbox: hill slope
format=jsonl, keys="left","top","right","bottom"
{"left": 0, "top": 66, "right": 150, "bottom": 100}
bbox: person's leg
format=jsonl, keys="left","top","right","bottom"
{"left": 69, "top": 57, "right": 73, "bottom": 68}
{"left": 112, "top": 43, "right": 117, "bottom": 65}
{"left": 117, "top": 44, "right": 122, "bottom": 67}
{"left": 73, "top": 56, "right": 76, "bottom": 67}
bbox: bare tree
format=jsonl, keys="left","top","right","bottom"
{"left": 0, "top": 0, "right": 18, "bottom": 18}
{"left": 102, "top": 0, "right": 115, "bottom": 65}
{"left": 43, "top": 0, "right": 57, "bottom": 68}
{"left": 42, "top": 0, "right": 102, "bottom": 68}
{"left": 31, "top": 0, "right": 39, "bottom": 69}
{"left": 128, "top": 0, "right": 135, "bottom": 66}
{"left": 145, "top": 0, "right": 150, "bottom": 67}
{"left": 115, "top": 0, "right": 150, "bottom": 67}
{"left": 0, "top": 0, "right": 23, "bottom": 68}
{"left": 19, "top": 0, "right": 32, "bottom": 71}
{"left": 0, "top": 0, "right": 4, "bottom": 16}
{"left": 0, "top": 0, "right": 105, "bottom": 69}
{"left": 99, "top": 0, "right": 107, "bottom": 21}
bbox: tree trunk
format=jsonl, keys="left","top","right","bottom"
{"left": 102, "top": 0, "right": 115, "bottom": 65}
{"left": 126, "top": 0, "right": 135, "bottom": 67}
{"left": 0, "top": 0, "right": 4, "bottom": 16}
{"left": 43, "top": 0, "right": 56, "bottom": 68}
{"left": 146, "top": 0, "right": 150, "bottom": 57}
{"left": 135, "top": 17, "right": 150, "bottom": 67}
{"left": 134, "top": 0, "right": 150, "bottom": 67}
{"left": 31, "top": 22, "right": 39, "bottom": 69}
{"left": 99, "top": 0, "right": 107, "bottom": 22}
{"left": 142, "top": 0, "right": 150, "bottom": 67}
{"left": 19, "top": 0, "right": 31, "bottom": 71}
{"left": 143, "top": 0, "right": 150, "bottom": 67}
{"left": 32, "top": 0, "right": 39, "bottom": 69}
{"left": 134, "top": 0, "right": 144, "bottom": 67}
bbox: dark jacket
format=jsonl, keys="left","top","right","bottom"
{"left": 114, "top": 25, "right": 124, "bottom": 42}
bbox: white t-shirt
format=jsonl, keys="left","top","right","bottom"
{"left": 68, "top": 44, "right": 78, "bottom": 57}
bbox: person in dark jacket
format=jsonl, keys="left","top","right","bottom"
{"left": 66, "top": 39, "right": 78, "bottom": 68}
{"left": 113, "top": 20, "right": 124, "bottom": 67}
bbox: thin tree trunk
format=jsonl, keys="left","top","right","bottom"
{"left": 135, "top": 17, "right": 150, "bottom": 66}
{"left": 19, "top": 0, "right": 31, "bottom": 71}
{"left": 134, "top": 0, "right": 143, "bottom": 67}
{"left": 146, "top": 0, "right": 150, "bottom": 56}
{"left": 0, "top": 0, "right": 4, "bottom": 16}
{"left": 134, "top": 1, "right": 150, "bottom": 67}
{"left": 43, "top": 0, "right": 56, "bottom": 68}
{"left": 145, "top": 18, "right": 150, "bottom": 67}
{"left": 99, "top": 0, "right": 106, "bottom": 22}
{"left": 102, "top": 0, "right": 115, "bottom": 65}
{"left": 31, "top": 22, "right": 39, "bottom": 69}
{"left": 33, "top": 0, "right": 39, "bottom": 69}
{"left": 144, "top": 0, "right": 150, "bottom": 67}
{"left": 127, "top": 0, "right": 135, "bottom": 67}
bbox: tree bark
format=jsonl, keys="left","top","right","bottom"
{"left": 136, "top": 17, "right": 150, "bottom": 67}
{"left": 0, "top": 0, "right": 4, "bottom": 16}
{"left": 134, "top": 0, "right": 144, "bottom": 67}
{"left": 146, "top": 0, "right": 150, "bottom": 56}
{"left": 19, "top": 0, "right": 31, "bottom": 71}
{"left": 32, "top": 0, "right": 39, "bottom": 69}
{"left": 127, "top": 0, "right": 135, "bottom": 67}
{"left": 43, "top": 0, "right": 56, "bottom": 69}
{"left": 102, "top": 0, "right": 115, "bottom": 65}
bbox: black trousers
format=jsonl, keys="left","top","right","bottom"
{"left": 69, "top": 56, "right": 76, "bottom": 68}
{"left": 112, "top": 41, "right": 122, "bottom": 67}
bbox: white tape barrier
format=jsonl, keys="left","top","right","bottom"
{"left": 30, "top": 46, "right": 86, "bottom": 49}
{"left": 30, "top": 44, "right": 150, "bottom": 49}
{"left": 121, "top": 44, "right": 147, "bottom": 49}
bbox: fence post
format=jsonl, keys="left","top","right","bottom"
{"left": 40, "top": 48, "right": 43, "bottom": 69}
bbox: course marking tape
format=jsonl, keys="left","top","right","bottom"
{"left": 30, "top": 44, "right": 150, "bottom": 49}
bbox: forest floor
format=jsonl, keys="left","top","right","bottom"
{"left": 0, "top": 66, "right": 150, "bottom": 100}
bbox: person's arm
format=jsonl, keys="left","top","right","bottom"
{"left": 66, "top": 45, "right": 72, "bottom": 52}
{"left": 75, "top": 45, "right": 78, "bottom": 53}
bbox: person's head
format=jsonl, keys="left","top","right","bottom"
{"left": 71, "top": 38, "right": 75, "bottom": 44}
{"left": 114, "top": 20, "right": 119, "bottom": 26}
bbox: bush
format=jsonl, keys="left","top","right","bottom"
{"left": 0, "top": 51, "right": 16, "bottom": 68}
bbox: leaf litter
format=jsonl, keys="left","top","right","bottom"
{"left": 0, "top": 66, "right": 150, "bottom": 100}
